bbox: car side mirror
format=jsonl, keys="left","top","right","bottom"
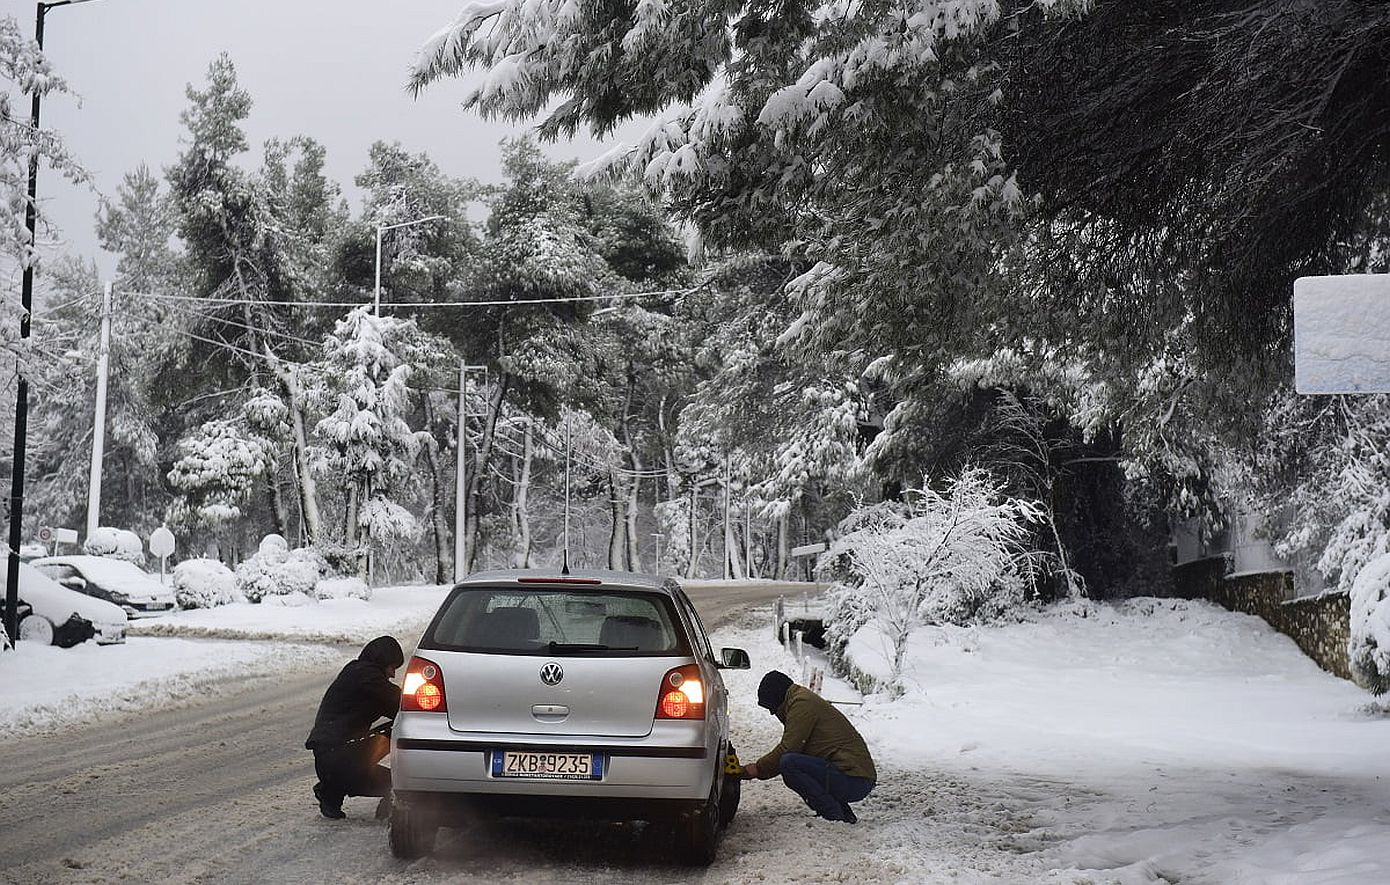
{"left": 60, "top": 576, "right": 87, "bottom": 590}
{"left": 719, "top": 647, "right": 751, "bottom": 670}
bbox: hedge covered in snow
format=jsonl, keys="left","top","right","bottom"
{"left": 235, "top": 535, "right": 333, "bottom": 603}
{"left": 172, "top": 558, "right": 241, "bottom": 609}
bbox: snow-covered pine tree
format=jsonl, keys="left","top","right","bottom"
{"left": 166, "top": 417, "right": 273, "bottom": 530}
{"left": 311, "top": 306, "right": 449, "bottom": 562}
{"left": 163, "top": 55, "right": 331, "bottom": 547}
{"left": 408, "top": 0, "right": 1087, "bottom": 420}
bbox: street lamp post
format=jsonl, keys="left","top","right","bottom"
{"left": 5, "top": 0, "right": 106, "bottom": 647}
{"left": 373, "top": 214, "right": 445, "bottom": 316}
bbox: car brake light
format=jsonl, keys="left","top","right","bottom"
{"left": 516, "top": 576, "right": 602, "bottom": 585}
{"left": 655, "top": 664, "right": 705, "bottom": 720}
{"left": 401, "top": 656, "right": 447, "bottom": 713}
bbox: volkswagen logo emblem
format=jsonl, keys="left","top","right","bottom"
{"left": 539, "top": 662, "right": 564, "bottom": 686}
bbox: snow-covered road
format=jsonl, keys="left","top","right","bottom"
{"left": 2, "top": 589, "right": 1387, "bottom": 884}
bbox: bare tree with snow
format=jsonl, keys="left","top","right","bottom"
{"left": 821, "top": 468, "right": 1042, "bottom": 689}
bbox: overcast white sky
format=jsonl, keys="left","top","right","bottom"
{"left": 1, "top": 0, "right": 637, "bottom": 282}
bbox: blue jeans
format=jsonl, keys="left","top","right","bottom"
{"left": 779, "top": 752, "right": 874, "bottom": 820}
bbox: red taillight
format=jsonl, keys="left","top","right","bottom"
{"left": 654, "top": 664, "right": 705, "bottom": 720}
{"left": 516, "top": 576, "right": 602, "bottom": 585}
{"left": 401, "top": 656, "right": 447, "bottom": 713}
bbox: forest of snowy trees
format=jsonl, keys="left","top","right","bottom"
{"left": 2, "top": 51, "right": 878, "bottom": 586}
{"left": 6, "top": 1, "right": 1390, "bottom": 691}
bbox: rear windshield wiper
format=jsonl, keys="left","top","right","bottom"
{"left": 545, "top": 641, "right": 637, "bottom": 653}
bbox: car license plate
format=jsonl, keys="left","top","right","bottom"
{"left": 492, "top": 750, "right": 603, "bottom": 780}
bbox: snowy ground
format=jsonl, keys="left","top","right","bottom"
{"left": 798, "top": 596, "right": 1390, "bottom": 884}
{"left": 4, "top": 589, "right": 1389, "bottom": 883}
{"left": 129, "top": 584, "right": 452, "bottom": 643}
{"left": 0, "top": 584, "right": 450, "bottom": 738}
{"left": 0, "top": 636, "right": 342, "bottom": 737}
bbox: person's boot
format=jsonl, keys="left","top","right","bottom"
{"left": 314, "top": 782, "right": 345, "bottom": 820}
{"left": 374, "top": 793, "right": 393, "bottom": 821}
{"left": 839, "top": 801, "right": 858, "bottom": 824}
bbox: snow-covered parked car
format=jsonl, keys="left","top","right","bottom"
{"left": 7, "top": 562, "right": 127, "bottom": 646}
{"left": 31, "top": 555, "right": 176, "bottom": 618}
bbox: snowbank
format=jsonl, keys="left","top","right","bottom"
{"left": 129, "top": 584, "right": 450, "bottom": 644}
{"left": 0, "top": 583, "right": 450, "bottom": 738}
{"left": 825, "top": 596, "right": 1390, "bottom": 883}
{"left": 0, "top": 637, "right": 340, "bottom": 737}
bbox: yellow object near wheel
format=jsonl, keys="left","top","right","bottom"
{"left": 724, "top": 751, "right": 741, "bottom": 775}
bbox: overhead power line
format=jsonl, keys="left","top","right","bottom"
{"left": 32, "top": 287, "right": 102, "bottom": 317}
{"left": 121, "top": 286, "right": 696, "bottom": 310}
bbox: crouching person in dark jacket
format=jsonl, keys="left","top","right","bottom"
{"left": 305, "top": 635, "right": 404, "bottom": 820}
{"left": 742, "top": 670, "right": 876, "bottom": 823}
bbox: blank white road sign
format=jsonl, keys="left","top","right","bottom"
{"left": 1294, "top": 274, "right": 1390, "bottom": 393}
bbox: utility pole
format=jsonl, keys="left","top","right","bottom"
{"left": 373, "top": 226, "right": 383, "bottom": 317}
{"left": 651, "top": 532, "right": 662, "bottom": 573}
{"left": 85, "top": 281, "right": 111, "bottom": 541}
{"left": 723, "top": 455, "right": 731, "bottom": 580}
{"left": 7, "top": 0, "right": 104, "bottom": 646}
{"left": 744, "top": 488, "right": 753, "bottom": 579}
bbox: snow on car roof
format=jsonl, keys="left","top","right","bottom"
{"left": 5, "top": 562, "right": 127, "bottom": 625}
{"left": 31, "top": 555, "right": 163, "bottom": 595}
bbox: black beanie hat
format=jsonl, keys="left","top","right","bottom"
{"left": 360, "top": 635, "right": 405, "bottom": 670}
{"left": 757, "top": 670, "right": 794, "bottom": 713}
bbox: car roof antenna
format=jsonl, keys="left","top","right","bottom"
{"left": 562, "top": 412, "right": 572, "bottom": 576}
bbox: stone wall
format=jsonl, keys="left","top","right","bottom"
{"left": 1278, "top": 590, "right": 1352, "bottom": 680}
{"left": 1171, "top": 560, "right": 1351, "bottom": 680}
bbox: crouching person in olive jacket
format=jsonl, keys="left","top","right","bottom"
{"left": 741, "top": 670, "right": 876, "bottom": 823}
{"left": 305, "top": 635, "right": 404, "bottom": 820}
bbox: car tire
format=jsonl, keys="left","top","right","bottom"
{"left": 18, "top": 614, "right": 55, "bottom": 646}
{"left": 388, "top": 799, "right": 436, "bottom": 859}
{"left": 718, "top": 745, "right": 741, "bottom": 829}
{"left": 676, "top": 783, "right": 721, "bottom": 866}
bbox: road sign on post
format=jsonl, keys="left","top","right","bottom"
{"left": 1294, "top": 274, "right": 1390, "bottom": 393}
{"left": 53, "top": 527, "right": 78, "bottom": 555}
{"left": 150, "top": 526, "right": 176, "bottom": 586}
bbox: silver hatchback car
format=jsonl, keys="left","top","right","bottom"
{"left": 389, "top": 569, "right": 751, "bottom": 865}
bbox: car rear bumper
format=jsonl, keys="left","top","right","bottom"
{"left": 393, "top": 790, "right": 706, "bottom": 825}
{"left": 390, "top": 712, "right": 716, "bottom": 804}
{"left": 122, "top": 603, "right": 175, "bottom": 618}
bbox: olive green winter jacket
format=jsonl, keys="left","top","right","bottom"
{"left": 753, "top": 684, "right": 877, "bottom": 781}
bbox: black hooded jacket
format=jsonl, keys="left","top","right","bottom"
{"left": 305, "top": 636, "right": 404, "bottom": 750}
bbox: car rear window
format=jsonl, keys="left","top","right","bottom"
{"left": 423, "top": 585, "right": 691, "bottom": 656}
